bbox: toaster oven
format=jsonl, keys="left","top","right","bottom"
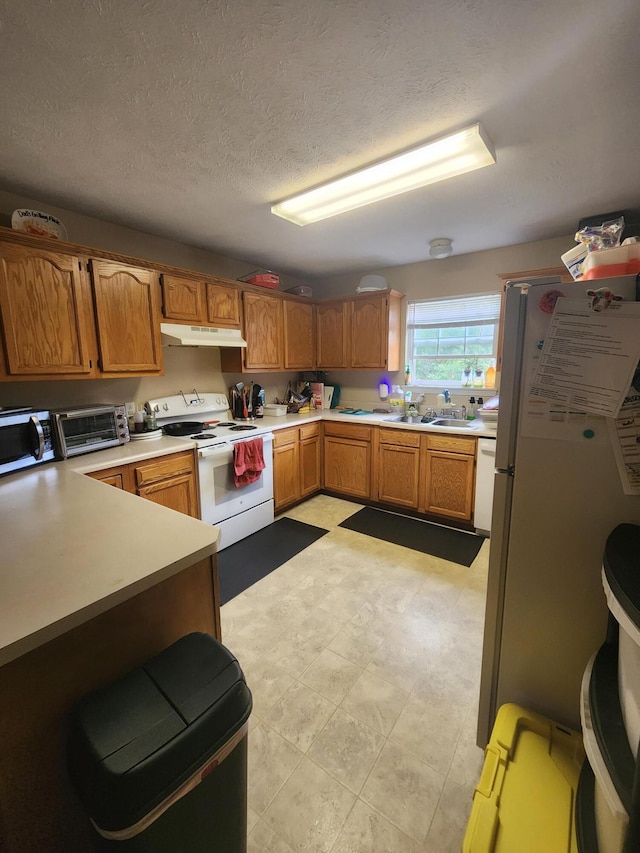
{"left": 52, "top": 404, "right": 130, "bottom": 458}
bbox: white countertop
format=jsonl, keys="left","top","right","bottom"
{"left": 0, "top": 410, "right": 495, "bottom": 667}
{"left": 0, "top": 461, "right": 218, "bottom": 667}
{"left": 254, "top": 408, "right": 497, "bottom": 438}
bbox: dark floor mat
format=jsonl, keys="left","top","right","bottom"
{"left": 339, "top": 506, "right": 483, "bottom": 566}
{"left": 218, "top": 517, "right": 329, "bottom": 605}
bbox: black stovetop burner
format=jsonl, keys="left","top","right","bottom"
{"left": 228, "top": 424, "right": 257, "bottom": 431}
{"left": 190, "top": 432, "right": 218, "bottom": 439}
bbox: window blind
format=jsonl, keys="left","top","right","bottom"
{"left": 407, "top": 293, "right": 501, "bottom": 327}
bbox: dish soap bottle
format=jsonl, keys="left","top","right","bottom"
{"left": 485, "top": 363, "right": 496, "bottom": 389}
{"left": 389, "top": 385, "right": 404, "bottom": 408}
{"left": 467, "top": 397, "right": 476, "bottom": 420}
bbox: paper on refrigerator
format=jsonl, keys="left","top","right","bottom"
{"left": 528, "top": 297, "right": 640, "bottom": 418}
{"left": 608, "top": 387, "right": 640, "bottom": 494}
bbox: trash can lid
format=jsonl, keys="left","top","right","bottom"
{"left": 68, "top": 632, "right": 252, "bottom": 833}
{"left": 603, "top": 524, "right": 640, "bottom": 631}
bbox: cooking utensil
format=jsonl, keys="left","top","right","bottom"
{"left": 243, "top": 389, "right": 248, "bottom": 419}
{"left": 248, "top": 382, "right": 253, "bottom": 414}
{"left": 162, "top": 421, "right": 208, "bottom": 437}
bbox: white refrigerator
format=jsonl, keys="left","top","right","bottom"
{"left": 477, "top": 273, "right": 640, "bottom": 746}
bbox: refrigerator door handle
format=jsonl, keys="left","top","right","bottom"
{"left": 496, "top": 465, "right": 515, "bottom": 476}
{"left": 495, "top": 285, "right": 528, "bottom": 473}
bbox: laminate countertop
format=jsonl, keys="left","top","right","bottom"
{"left": 0, "top": 410, "right": 494, "bottom": 667}
{"left": 0, "top": 459, "right": 219, "bottom": 667}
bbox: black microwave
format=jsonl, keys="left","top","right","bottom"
{"left": 0, "top": 407, "right": 55, "bottom": 476}
{"left": 51, "top": 404, "right": 130, "bottom": 459}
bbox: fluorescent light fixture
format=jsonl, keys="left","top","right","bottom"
{"left": 271, "top": 123, "right": 495, "bottom": 226}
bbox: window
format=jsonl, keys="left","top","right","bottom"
{"left": 406, "top": 292, "right": 501, "bottom": 387}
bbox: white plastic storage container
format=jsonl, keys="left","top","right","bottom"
{"left": 580, "top": 650, "right": 629, "bottom": 853}
{"left": 602, "top": 524, "right": 640, "bottom": 758}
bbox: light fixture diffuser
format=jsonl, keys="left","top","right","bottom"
{"left": 271, "top": 123, "right": 495, "bottom": 226}
{"left": 429, "top": 238, "right": 453, "bottom": 259}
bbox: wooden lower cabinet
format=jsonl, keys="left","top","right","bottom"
{"left": 86, "top": 463, "right": 134, "bottom": 492}
{"left": 273, "top": 423, "right": 322, "bottom": 511}
{"left": 274, "top": 428, "right": 300, "bottom": 512}
{"left": 87, "top": 450, "right": 199, "bottom": 518}
{"left": 421, "top": 434, "right": 476, "bottom": 522}
{"left": 376, "top": 428, "right": 421, "bottom": 509}
{"left": 300, "top": 423, "right": 321, "bottom": 497}
{"left": 323, "top": 422, "right": 372, "bottom": 499}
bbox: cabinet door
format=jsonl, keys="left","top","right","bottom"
{"left": 324, "top": 436, "right": 371, "bottom": 499}
{"left": 377, "top": 443, "right": 420, "bottom": 509}
{"left": 300, "top": 434, "right": 321, "bottom": 497}
{"left": 137, "top": 474, "right": 199, "bottom": 518}
{"left": 86, "top": 465, "right": 134, "bottom": 491}
{"left": 133, "top": 451, "right": 199, "bottom": 518}
{"left": 206, "top": 280, "right": 241, "bottom": 328}
{"left": 274, "top": 441, "right": 300, "bottom": 511}
{"left": 161, "top": 274, "right": 205, "bottom": 322}
{"left": 0, "top": 243, "right": 95, "bottom": 376}
{"left": 284, "top": 299, "right": 315, "bottom": 369}
{"left": 242, "top": 291, "right": 283, "bottom": 369}
{"left": 350, "top": 296, "right": 387, "bottom": 368}
{"left": 90, "top": 260, "right": 163, "bottom": 374}
{"left": 316, "top": 302, "right": 347, "bottom": 369}
{"left": 423, "top": 449, "right": 475, "bottom": 521}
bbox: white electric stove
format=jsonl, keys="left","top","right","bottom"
{"left": 145, "top": 392, "right": 274, "bottom": 550}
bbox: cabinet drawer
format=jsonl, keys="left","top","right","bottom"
{"left": 324, "top": 422, "right": 372, "bottom": 442}
{"left": 378, "top": 427, "right": 421, "bottom": 447}
{"left": 273, "top": 427, "right": 298, "bottom": 448}
{"left": 133, "top": 451, "right": 194, "bottom": 487}
{"left": 426, "top": 434, "right": 476, "bottom": 455}
{"left": 299, "top": 422, "right": 320, "bottom": 440}
{"left": 86, "top": 464, "right": 133, "bottom": 491}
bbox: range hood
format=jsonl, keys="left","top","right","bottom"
{"left": 160, "top": 323, "right": 247, "bottom": 348}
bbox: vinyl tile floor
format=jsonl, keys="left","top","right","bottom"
{"left": 220, "top": 495, "right": 489, "bottom": 852}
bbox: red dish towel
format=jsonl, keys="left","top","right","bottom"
{"left": 233, "top": 437, "right": 265, "bottom": 487}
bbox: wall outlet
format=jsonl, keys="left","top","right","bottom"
{"left": 125, "top": 401, "right": 136, "bottom": 417}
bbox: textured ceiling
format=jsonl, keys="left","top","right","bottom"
{"left": 0, "top": 0, "right": 639, "bottom": 278}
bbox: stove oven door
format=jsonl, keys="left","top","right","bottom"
{"left": 197, "top": 433, "right": 274, "bottom": 526}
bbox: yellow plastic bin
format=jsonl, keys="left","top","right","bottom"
{"left": 463, "top": 703, "right": 585, "bottom": 852}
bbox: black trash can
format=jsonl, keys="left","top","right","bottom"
{"left": 68, "top": 632, "right": 252, "bottom": 851}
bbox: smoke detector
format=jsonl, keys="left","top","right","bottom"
{"left": 429, "top": 238, "right": 453, "bottom": 259}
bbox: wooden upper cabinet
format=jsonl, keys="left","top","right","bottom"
{"left": 316, "top": 301, "right": 347, "bottom": 369}
{"left": 0, "top": 243, "right": 95, "bottom": 377}
{"left": 206, "top": 280, "right": 241, "bottom": 328}
{"left": 161, "top": 273, "right": 205, "bottom": 323}
{"left": 90, "top": 259, "right": 163, "bottom": 375}
{"left": 241, "top": 291, "right": 284, "bottom": 370}
{"left": 161, "top": 273, "right": 241, "bottom": 329}
{"left": 350, "top": 296, "right": 387, "bottom": 368}
{"left": 349, "top": 291, "right": 403, "bottom": 370}
{"left": 284, "top": 299, "right": 315, "bottom": 369}
{"left": 316, "top": 291, "right": 403, "bottom": 371}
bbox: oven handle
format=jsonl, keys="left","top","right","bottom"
{"left": 197, "top": 433, "right": 273, "bottom": 459}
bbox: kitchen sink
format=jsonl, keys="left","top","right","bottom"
{"left": 431, "top": 418, "right": 476, "bottom": 429}
{"left": 384, "top": 415, "right": 476, "bottom": 430}
{"left": 384, "top": 415, "right": 425, "bottom": 424}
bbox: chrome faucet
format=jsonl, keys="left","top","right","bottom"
{"left": 449, "top": 406, "right": 467, "bottom": 419}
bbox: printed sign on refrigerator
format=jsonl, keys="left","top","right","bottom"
{"left": 528, "top": 297, "right": 640, "bottom": 418}
{"left": 608, "top": 386, "right": 640, "bottom": 494}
